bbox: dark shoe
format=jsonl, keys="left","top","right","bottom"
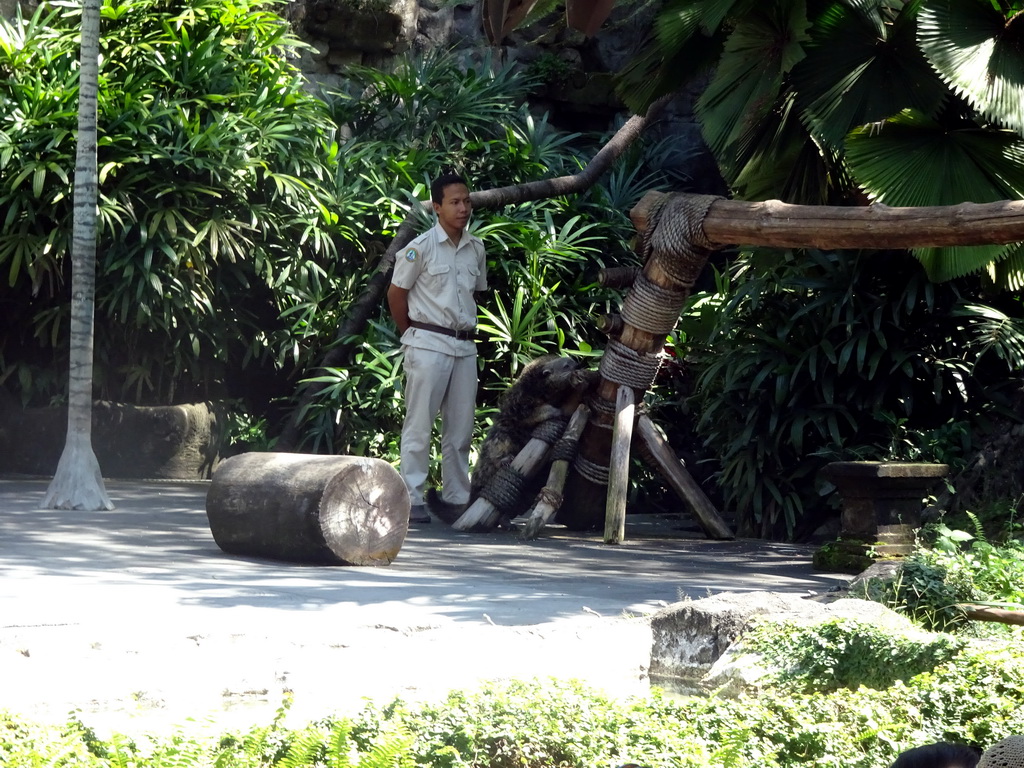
{"left": 409, "top": 504, "right": 431, "bottom": 523}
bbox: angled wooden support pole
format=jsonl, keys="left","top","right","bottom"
{"left": 636, "top": 415, "right": 734, "bottom": 540}
{"left": 453, "top": 434, "right": 556, "bottom": 532}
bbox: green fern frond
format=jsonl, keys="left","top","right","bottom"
{"left": 359, "top": 728, "right": 416, "bottom": 768}
{"left": 278, "top": 724, "right": 332, "bottom": 768}
{"left": 325, "top": 719, "right": 356, "bottom": 768}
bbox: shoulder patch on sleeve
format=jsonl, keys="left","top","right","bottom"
{"left": 403, "top": 247, "right": 419, "bottom": 262}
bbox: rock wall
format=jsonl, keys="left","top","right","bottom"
{"left": 285, "top": 0, "right": 722, "bottom": 191}
{"left": 0, "top": 0, "right": 720, "bottom": 189}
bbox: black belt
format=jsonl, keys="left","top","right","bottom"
{"left": 409, "top": 320, "right": 476, "bottom": 341}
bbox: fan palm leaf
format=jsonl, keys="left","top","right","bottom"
{"left": 613, "top": 0, "right": 753, "bottom": 114}
{"left": 918, "top": 0, "right": 1024, "bottom": 135}
{"left": 846, "top": 108, "right": 1024, "bottom": 280}
{"left": 792, "top": 0, "right": 948, "bottom": 147}
{"left": 482, "top": 0, "right": 619, "bottom": 44}
{"left": 695, "top": 1, "right": 809, "bottom": 161}
{"left": 991, "top": 243, "right": 1024, "bottom": 289}
{"left": 731, "top": 90, "right": 853, "bottom": 204}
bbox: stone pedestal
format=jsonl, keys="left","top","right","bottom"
{"left": 816, "top": 461, "right": 948, "bottom": 572}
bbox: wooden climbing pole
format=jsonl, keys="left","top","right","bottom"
{"left": 556, "top": 192, "right": 731, "bottom": 536}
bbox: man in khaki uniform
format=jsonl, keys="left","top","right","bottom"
{"left": 387, "top": 173, "right": 487, "bottom": 523}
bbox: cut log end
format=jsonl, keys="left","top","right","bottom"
{"left": 206, "top": 452, "right": 409, "bottom": 566}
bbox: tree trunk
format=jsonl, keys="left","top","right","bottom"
{"left": 206, "top": 452, "right": 409, "bottom": 565}
{"left": 275, "top": 96, "right": 672, "bottom": 450}
{"left": 43, "top": 0, "right": 112, "bottom": 511}
{"left": 956, "top": 604, "right": 1024, "bottom": 627}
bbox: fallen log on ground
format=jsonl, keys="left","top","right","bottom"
{"left": 206, "top": 452, "right": 409, "bottom": 565}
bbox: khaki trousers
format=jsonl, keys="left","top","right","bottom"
{"left": 399, "top": 346, "right": 477, "bottom": 506}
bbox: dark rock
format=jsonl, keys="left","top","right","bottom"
{"left": 0, "top": 402, "right": 223, "bottom": 480}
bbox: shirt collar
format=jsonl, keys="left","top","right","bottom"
{"left": 431, "top": 221, "right": 468, "bottom": 249}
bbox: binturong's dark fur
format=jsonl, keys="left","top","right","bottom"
{"left": 428, "top": 355, "right": 595, "bottom": 527}
{"left": 471, "top": 355, "right": 579, "bottom": 500}
{"left": 482, "top": 355, "right": 599, "bottom": 525}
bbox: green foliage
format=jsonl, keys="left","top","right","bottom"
{"left": 285, "top": 53, "right": 681, "bottom": 459}
{"left": 0, "top": 11, "right": 676, "bottom": 465}
{"left": 4, "top": 638, "right": 1024, "bottom": 768}
{"left": 0, "top": 0, "right": 343, "bottom": 411}
{"left": 743, "top": 617, "right": 964, "bottom": 693}
{"left": 615, "top": 0, "right": 1024, "bottom": 284}
{"left": 686, "top": 248, "right": 1018, "bottom": 538}
{"left": 525, "top": 51, "right": 574, "bottom": 86}
{"left": 349, "top": 680, "right": 715, "bottom": 768}
{"left": 853, "top": 523, "right": 1024, "bottom": 631}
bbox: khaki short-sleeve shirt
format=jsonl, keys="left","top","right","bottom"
{"left": 391, "top": 222, "right": 488, "bottom": 357}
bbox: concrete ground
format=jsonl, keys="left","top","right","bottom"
{"left": 0, "top": 477, "right": 851, "bottom": 738}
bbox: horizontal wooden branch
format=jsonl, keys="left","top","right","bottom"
{"left": 702, "top": 198, "right": 1024, "bottom": 250}
{"left": 956, "top": 604, "right": 1024, "bottom": 627}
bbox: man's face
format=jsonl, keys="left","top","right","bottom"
{"left": 433, "top": 183, "right": 472, "bottom": 233}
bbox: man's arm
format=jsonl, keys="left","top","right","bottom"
{"left": 387, "top": 284, "right": 411, "bottom": 334}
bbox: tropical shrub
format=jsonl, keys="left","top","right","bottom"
{"left": 0, "top": 0, "right": 344, "bottom": 412}
{"left": 612, "top": 0, "right": 1024, "bottom": 537}
{"left": 0, "top": 5, "right": 686, "bottom": 470}
{"left": 291, "top": 52, "right": 688, "bottom": 458}
{"left": 685, "top": 248, "right": 1022, "bottom": 538}
{"left": 616, "top": 0, "right": 1024, "bottom": 284}
{"left": 6, "top": 646, "right": 1024, "bottom": 768}
{"left": 743, "top": 617, "right": 964, "bottom": 693}
{"left": 852, "top": 523, "right": 1024, "bottom": 632}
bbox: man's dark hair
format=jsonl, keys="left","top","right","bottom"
{"left": 431, "top": 172, "right": 467, "bottom": 204}
{"left": 890, "top": 742, "right": 981, "bottom": 768}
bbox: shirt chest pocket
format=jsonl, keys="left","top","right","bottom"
{"left": 424, "top": 262, "right": 452, "bottom": 293}
{"left": 456, "top": 262, "right": 480, "bottom": 293}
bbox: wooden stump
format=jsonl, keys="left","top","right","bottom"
{"left": 206, "top": 452, "right": 410, "bottom": 566}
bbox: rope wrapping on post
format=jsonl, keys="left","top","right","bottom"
{"left": 480, "top": 464, "right": 528, "bottom": 513}
{"left": 536, "top": 486, "right": 563, "bottom": 510}
{"left": 550, "top": 433, "right": 580, "bottom": 463}
{"left": 620, "top": 272, "right": 689, "bottom": 335}
{"left": 601, "top": 339, "right": 664, "bottom": 391}
{"left": 586, "top": 392, "right": 617, "bottom": 422}
{"left": 573, "top": 454, "right": 610, "bottom": 485}
{"left": 531, "top": 416, "right": 568, "bottom": 444}
{"left": 648, "top": 194, "right": 721, "bottom": 286}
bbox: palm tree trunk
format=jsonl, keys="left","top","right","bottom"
{"left": 43, "top": 0, "right": 113, "bottom": 511}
